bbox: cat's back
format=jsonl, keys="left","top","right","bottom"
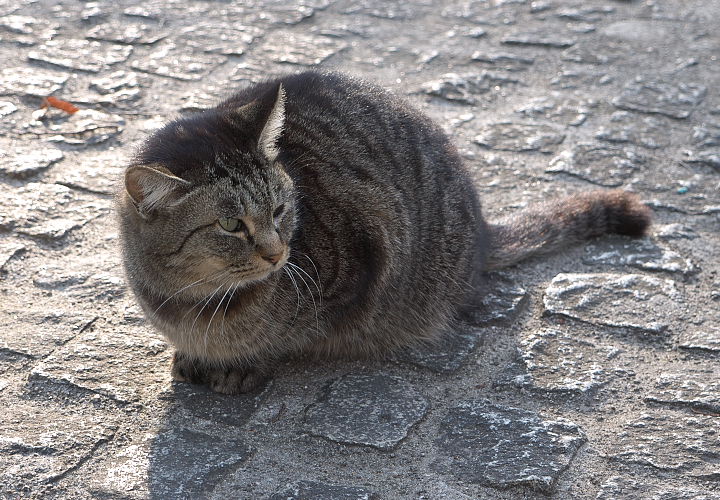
{"left": 220, "top": 72, "right": 451, "bottom": 174}
{"left": 219, "top": 72, "right": 486, "bottom": 352}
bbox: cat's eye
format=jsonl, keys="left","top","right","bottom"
{"left": 273, "top": 204, "right": 285, "bottom": 219}
{"left": 218, "top": 217, "right": 245, "bottom": 232}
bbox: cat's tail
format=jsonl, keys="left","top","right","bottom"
{"left": 484, "top": 189, "right": 651, "bottom": 270}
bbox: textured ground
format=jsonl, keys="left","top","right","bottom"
{"left": 1, "top": 0, "right": 719, "bottom": 498}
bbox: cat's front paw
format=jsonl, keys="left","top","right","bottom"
{"left": 171, "top": 353, "right": 267, "bottom": 395}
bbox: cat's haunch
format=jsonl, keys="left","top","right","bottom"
{"left": 118, "top": 71, "right": 650, "bottom": 394}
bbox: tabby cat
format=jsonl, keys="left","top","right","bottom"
{"left": 118, "top": 71, "right": 650, "bottom": 394}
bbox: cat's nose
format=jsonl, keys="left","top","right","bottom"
{"left": 261, "top": 252, "right": 283, "bottom": 265}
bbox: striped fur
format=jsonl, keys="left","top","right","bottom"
{"left": 118, "top": 71, "right": 650, "bottom": 394}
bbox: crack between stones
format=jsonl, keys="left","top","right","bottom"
{"left": 53, "top": 181, "right": 114, "bottom": 198}
{"left": 45, "top": 430, "right": 116, "bottom": 485}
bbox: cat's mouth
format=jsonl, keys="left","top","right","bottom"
{"left": 229, "top": 259, "right": 287, "bottom": 284}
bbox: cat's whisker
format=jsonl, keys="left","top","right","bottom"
{"left": 204, "top": 282, "right": 235, "bottom": 355}
{"left": 181, "top": 270, "right": 232, "bottom": 322}
{"left": 286, "top": 262, "right": 320, "bottom": 335}
{"left": 151, "top": 277, "right": 206, "bottom": 318}
{"left": 151, "top": 268, "right": 230, "bottom": 319}
{"left": 220, "top": 282, "right": 241, "bottom": 337}
{"left": 188, "top": 280, "right": 229, "bottom": 336}
{"left": 296, "top": 251, "right": 323, "bottom": 302}
{"left": 283, "top": 266, "right": 302, "bottom": 324}
{"left": 287, "top": 261, "right": 322, "bottom": 305}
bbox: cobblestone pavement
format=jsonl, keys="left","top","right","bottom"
{"left": 1, "top": 0, "right": 719, "bottom": 498}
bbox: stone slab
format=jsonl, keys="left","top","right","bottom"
{"left": 603, "top": 412, "right": 720, "bottom": 480}
{"left": 543, "top": 273, "right": 682, "bottom": 334}
{"left": 30, "top": 326, "right": 170, "bottom": 404}
{"left": 304, "top": 373, "right": 428, "bottom": 451}
{"left": 474, "top": 122, "right": 565, "bottom": 153}
{"left": 0, "top": 182, "right": 108, "bottom": 241}
{"left": 646, "top": 371, "right": 720, "bottom": 413}
{"left": 433, "top": 400, "right": 585, "bottom": 493}
{"left": 547, "top": 144, "right": 644, "bottom": 187}
{"left": 421, "top": 72, "right": 519, "bottom": 105}
{"left": 613, "top": 79, "right": 706, "bottom": 119}
{"left": 583, "top": 239, "right": 695, "bottom": 275}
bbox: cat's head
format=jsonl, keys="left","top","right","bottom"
{"left": 120, "top": 85, "right": 295, "bottom": 296}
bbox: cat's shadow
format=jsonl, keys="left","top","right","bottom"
{"left": 145, "top": 272, "right": 527, "bottom": 498}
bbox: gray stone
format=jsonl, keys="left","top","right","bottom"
{"left": 254, "top": 32, "right": 347, "bottom": 65}
{"left": 0, "top": 145, "right": 63, "bottom": 179}
{"left": 342, "top": 1, "right": 429, "bottom": 20}
{"left": 402, "top": 324, "right": 482, "bottom": 373}
{"left": 655, "top": 223, "right": 697, "bottom": 241}
{"left": 26, "top": 109, "right": 125, "bottom": 145}
{"left": 596, "top": 476, "right": 719, "bottom": 500}
{"left": 603, "top": 412, "right": 720, "bottom": 480}
{"left": 0, "top": 183, "right": 108, "bottom": 241}
{"left": 543, "top": 273, "right": 682, "bottom": 334}
{"left": 131, "top": 43, "right": 225, "bottom": 81}
{"left": 602, "top": 19, "right": 674, "bottom": 43}
{"left": 0, "top": 400, "right": 117, "bottom": 494}
{"left": 646, "top": 371, "right": 720, "bottom": 412}
{"left": 0, "top": 15, "right": 57, "bottom": 46}
{"left": 679, "top": 327, "right": 720, "bottom": 353}
{"left": 441, "top": 2, "right": 521, "bottom": 25}
{"left": 556, "top": 6, "right": 614, "bottom": 22}
{"left": 422, "top": 73, "right": 520, "bottom": 105}
{"left": 583, "top": 239, "right": 695, "bottom": 275}
{"left": 80, "top": 2, "right": 108, "bottom": 22}
{"left": 46, "top": 150, "right": 123, "bottom": 195}
{"left": 547, "top": 144, "right": 643, "bottom": 186}
{"left": 97, "top": 428, "right": 251, "bottom": 498}
{"left": 123, "top": 6, "right": 162, "bottom": 20}
{"left": 32, "top": 263, "right": 125, "bottom": 301}
{"left": 681, "top": 150, "right": 720, "bottom": 171}
{"left": 469, "top": 272, "right": 528, "bottom": 326}
{"left": 172, "top": 381, "right": 270, "bottom": 427}
{"left": 595, "top": 112, "right": 671, "bottom": 149}
{"left": 470, "top": 52, "right": 534, "bottom": 72}
{"left": 0, "top": 239, "right": 24, "bottom": 272}
{"left": 0, "top": 307, "right": 96, "bottom": 359}
{"left": 516, "top": 97, "right": 595, "bottom": 126}
{"left": 0, "top": 100, "right": 17, "bottom": 116}
{"left": 551, "top": 70, "right": 613, "bottom": 89}
{"left": 561, "top": 41, "right": 625, "bottom": 65}
{"left": 513, "top": 329, "right": 614, "bottom": 393}
{"left": 86, "top": 23, "right": 168, "bottom": 45}
{"left": 180, "top": 24, "right": 260, "bottom": 56}
{"left": 305, "top": 373, "right": 428, "bottom": 450}
{"left": 89, "top": 70, "right": 140, "bottom": 94}
{"left": 30, "top": 326, "right": 169, "bottom": 404}
{"left": 433, "top": 401, "right": 585, "bottom": 493}
{"left": 32, "top": 266, "right": 91, "bottom": 289}
{"left": 530, "top": 2, "right": 552, "bottom": 13}
{"left": 613, "top": 79, "right": 707, "bottom": 119}
{"left": 502, "top": 31, "right": 576, "bottom": 48}
{"left": 270, "top": 481, "right": 376, "bottom": 500}
{"left": 85, "top": 70, "right": 142, "bottom": 107}
{"left": 474, "top": 122, "right": 565, "bottom": 153}
{"left": 692, "top": 123, "right": 720, "bottom": 148}
{"left": 28, "top": 39, "right": 133, "bottom": 73}
{"left": 149, "top": 429, "right": 251, "bottom": 497}
{"left": 0, "top": 67, "right": 67, "bottom": 97}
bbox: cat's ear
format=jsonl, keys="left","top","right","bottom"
{"left": 257, "top": 84, "right": 286, "bottom": 163}
{"left": 125, "top": 165, "right": 191, "bottom": 216}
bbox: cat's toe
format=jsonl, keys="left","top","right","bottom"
{"left": 209, "top": 368, "right": 266, "bottom": 395}
{"left": 171, "top": 352, "right": 204, "bottom": 384}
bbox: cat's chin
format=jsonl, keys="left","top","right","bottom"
{"left": 231, "top": 265, "right": 285, "bottom": 288}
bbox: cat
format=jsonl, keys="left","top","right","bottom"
{"left": 118, "top": 71, "right": 651, "bottom": 394}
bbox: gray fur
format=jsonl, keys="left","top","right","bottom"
{"left": 118, "top": 71, "right": 650, "bottom": 394}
